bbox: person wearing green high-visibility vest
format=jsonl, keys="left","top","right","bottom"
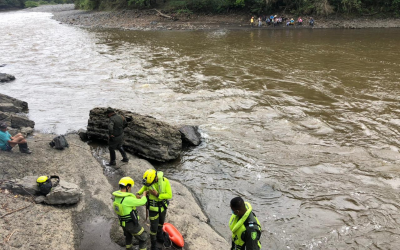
{"left": 229, "top": 197, "right": 262, "bottom": 250}
{"left": 136, "top": 169, "right": 172, "bottom": 250}
{"left": 112, "top": 177, "right": 149, "bottom": 250}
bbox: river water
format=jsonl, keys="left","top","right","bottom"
{"left": 1, "top": 10, "right": 400, "bottom": 250}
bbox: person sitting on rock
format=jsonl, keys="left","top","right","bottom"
{"left": 0, "top": 122, "right": 31, "bottom": 154}
{"left": 112, "top": 177, "right": 148, "bottom": 250}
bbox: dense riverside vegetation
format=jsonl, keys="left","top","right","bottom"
{"left": 0, "top": 0, "right": 398, "bottom": 16}
{"left": 73, "top": 0, "right": 400, "bottom": 15}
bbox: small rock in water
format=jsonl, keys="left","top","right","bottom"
{"left": 179, "top": 125, "right": 201, "bottom": 146}
{"left": 0, "top": 73, "right": 15, "bottom": 82}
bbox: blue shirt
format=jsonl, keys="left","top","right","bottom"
{"left": 0, "top": 130, "right": 12, "bottom": 150}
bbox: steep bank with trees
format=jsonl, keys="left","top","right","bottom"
{"left": 74, "top": 0, "right": 400, "bottom": 16}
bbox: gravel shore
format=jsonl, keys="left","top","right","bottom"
{"left": 26, "top": 4, "right": 400, "bottom": 31}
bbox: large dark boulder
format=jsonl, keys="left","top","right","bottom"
{"left": 0, "top": 73, "right": 15, "bottom": 83}
{"left": 87, "top": 107, "right": 182, "bottom": 162}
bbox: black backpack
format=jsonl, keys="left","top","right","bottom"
{"left": 49, "top": 135, "right": 69, "bottom": 150}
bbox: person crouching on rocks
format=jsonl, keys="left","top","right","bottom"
{"left": 105, "top": 107, "right": 129, "bottom": 166}
{"left": 113, "top": 177, "right": 149, "bottom": 250}
{"left": 0, "top": 122, "right": 31, "bottom": 154}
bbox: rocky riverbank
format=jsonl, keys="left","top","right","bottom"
{"left": 0, "top": 94, "right": 228, "bottom": 249}
{"left": 0, "top": 133, "right": 110, "bottom": 250}
{"left": 25, "top": 4, "right": 400, "bottom": 31}
{"left": 0, "top": 132, "right": 229, "bottom": 249}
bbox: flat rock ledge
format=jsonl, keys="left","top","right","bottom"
{"left": 0, "top": 93, "right": 34, "bottom": 136}
{"left": 2, "top": 176, "right": 81, "bottom": 205}
{"left": 0, "top": 73, "right": 15, "bottom": 83}
{"left": 87, "top": 107, "right": 183, "bottom": 162}
{"left": 0, "top": 134, "right": 115, "bottom": 250}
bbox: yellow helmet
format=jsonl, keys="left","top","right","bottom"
{"left": 119, "top": 177, "right": 134, "bottom": 187}
{"left": 142, "top": 169, "right": 157, "bottom": 186}
{"left": 37, "top": 176, "right": 49, "bottom": 183}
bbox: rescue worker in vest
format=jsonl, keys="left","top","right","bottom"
{"left": 136, "top": 169, "right": 172, "bottom": 250}
{"left": 112, "top": 177, "right": 149, "bottom": 250}
{"left": 105, "top": 107, "right": 129, "bottom": 166}
{"left": 229, "top": 197, "right": 262, "bottom": 250}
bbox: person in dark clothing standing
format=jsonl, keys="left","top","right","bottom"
{"left": 229, "top": 197, "right": 262, "bottom": 250}
{"left": 105, "top": 107, "right": 129, "bottom": 166}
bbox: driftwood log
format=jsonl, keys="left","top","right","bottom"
{"left": 153, "top": 9, "right": 177, "bottom": 21}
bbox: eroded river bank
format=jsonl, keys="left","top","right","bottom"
{"left": 1, "top": 7, "right": 400, "bottom": 249}
{"left": 27, "top": 5, "right": 400, "bottom": 31}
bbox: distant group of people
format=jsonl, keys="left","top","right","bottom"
{"left": 251, "top": 15, "right": 314, "bottom": 28}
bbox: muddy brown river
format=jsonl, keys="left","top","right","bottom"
{"left": 1, "top": 10, "right": 400, "bottom": 250}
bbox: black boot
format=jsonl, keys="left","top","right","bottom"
{"left": 156, "top": 230, "right": 164, "bottom": 243}
{"left": 107, "top": 147, "right": 116, "bottom": 166}
{"left": 118, "top": 146, "right": 129, "bottom": 162}
{"left": 150, "top": 235, "right": 159, "bottom": 250}
{"left": 18, "top": 143, "right": 32, "bottom": 154}
{"left": 150, "top": 241, "right": 159, "bottom": 250}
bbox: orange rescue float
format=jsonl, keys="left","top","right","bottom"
{"left": 163, "top": 222, "right": 185, "bottom": 248}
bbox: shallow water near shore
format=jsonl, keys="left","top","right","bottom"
{"left": 1, "top": 10, "right": 400, "bottom": 249}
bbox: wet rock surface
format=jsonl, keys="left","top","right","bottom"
{"left": 179, "top": 125, "right": 201, "bottom": 146}
{"left": 107, "top": 154, "right": 230, "bottom": 249}
{"left": 1, "top": 131, "right": 227, "bottom": 250}
{"left": 0, "top": 73, "right": 15, "bottom": 82}
{"left": 87, "top": 107, "right": 182, "bottom": 162}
